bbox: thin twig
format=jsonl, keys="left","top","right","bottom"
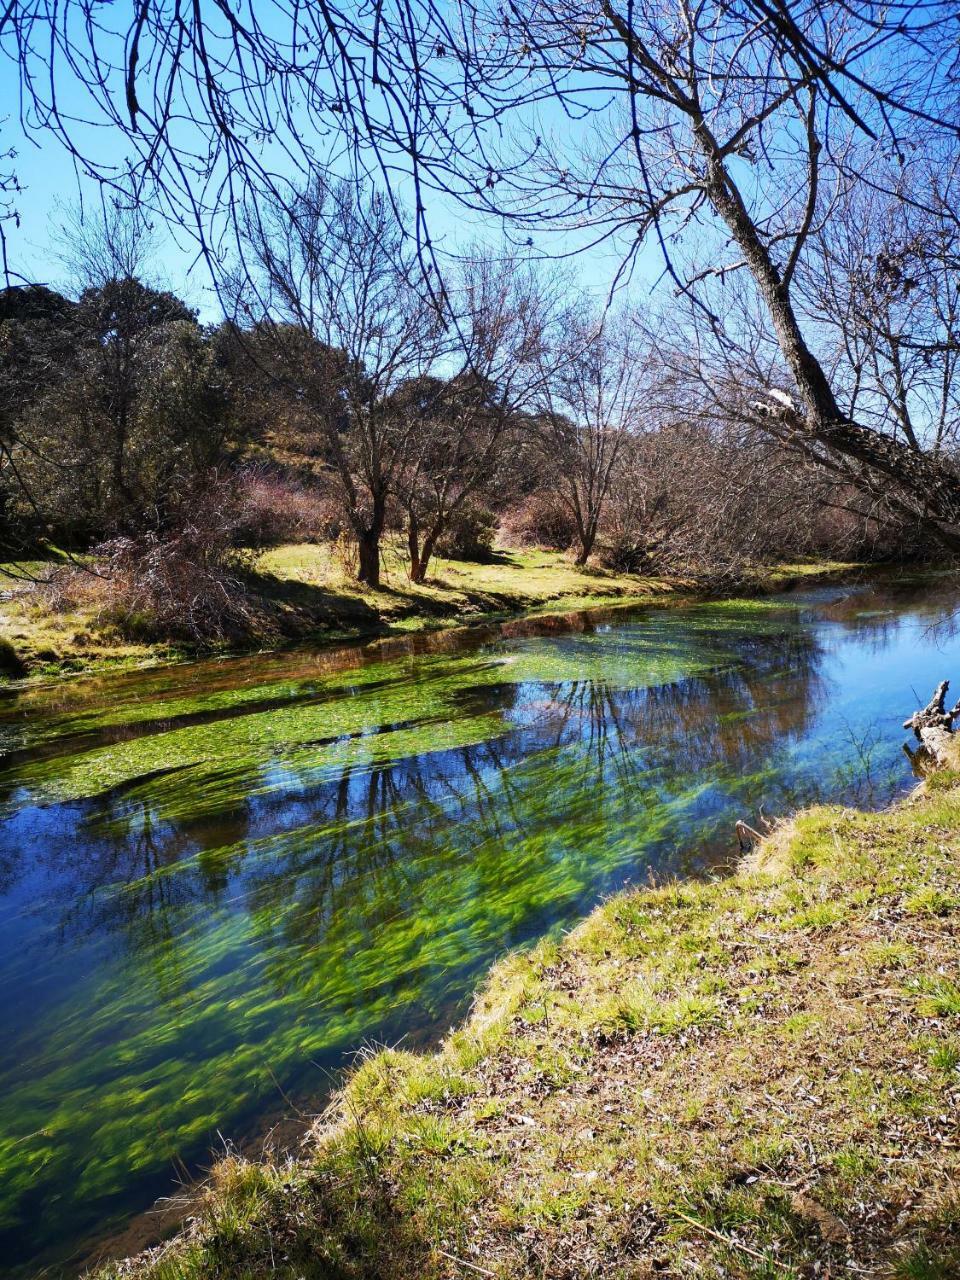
{"left": 673, "top": 1209, "right": 797, "bottom": 1273}
{"left": 437, "top": 1250, "right": 497, "bottom": 1277}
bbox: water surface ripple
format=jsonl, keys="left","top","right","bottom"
{"left": 1, "top": 579, "right": 958, "bottom": 1273}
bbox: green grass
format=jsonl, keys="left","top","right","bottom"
{"left": 0, "top": 542, "right": 668, "bottom": 681}
{"left": 0, "top": 543, "right": 862, "bottom": 681}
{"left": 96, "top": 772, "right": 960, "bottom": 1280}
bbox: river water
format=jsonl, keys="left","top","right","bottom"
{"left": 1, "top": 576, "right": 958, "bottom": 1274}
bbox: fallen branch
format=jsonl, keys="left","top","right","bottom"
{"left": 736, "top": 808, "right": 778, "bottom": 852}
{"left": 736, "top": 820, "right": 766, "bottom": 851}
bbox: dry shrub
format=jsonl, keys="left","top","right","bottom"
{"left": 234, "top": 467, "right": 342, "bottom": 548}
{"left": 499, "top": 490, "right": 576, "bottom": 550}
{"left": 596, "top": 426, "right": 871, "bottom": 586}
{"left": 330, "top": 530, "right": 359, "bottom": 579}
{"left": 96, "top": 531, "right": 252, "bottom": 644}
{"left": 43, "top": 473, "right": 257, "bottom": 644}
{"left": 38, "top": 565, "right": 105, "bottom": 614}
{"left": 796, "top": 486, "right": 927, "bottom": 562}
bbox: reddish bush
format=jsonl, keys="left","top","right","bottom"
{"left": 44, "top": 473, "right": 256, "bottom": 644}
{"left": 95, "top": 528, "right": 253, "bottom": 643}
{"left": 234, "top": 468, "right": 342, "bottom": 547}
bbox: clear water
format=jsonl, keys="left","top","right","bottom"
{"left": 1, "top": 577, "right": 958, "bottom": 1275}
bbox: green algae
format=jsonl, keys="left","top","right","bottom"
{"left": 0, "top": 743, "right": 702, "bottom": 1239}
{"left": 0, "top": 585, "right": 947, "bottom": 1273}
{"left": 3, "top": 620, "right": 744, "bottom": 809}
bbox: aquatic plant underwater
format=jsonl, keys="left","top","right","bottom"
{"left": 0, "top": 582, "right": 957, "bottom": 1272}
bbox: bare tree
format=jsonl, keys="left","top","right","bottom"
{"left": 536, "top": 309, "right": 649, "bottom": 564}
{"left": 56, "top": 200, "right": 155, "bottom": 295}
{"left": 435, "top": 3, "right": 960, "bottom": 552}
{"left": 6, "top": 2, "right": 960, "bottom": 552}
{"left": 238, "top": 178, "right": 446, "bottom": 587}
{"left": 0, "top": 121, "right": 20, "bottom": 282}
{"left": 1, "top": 3, "right": 461, "bottom": 283}
{"left": 801, "top": 163, "right": 960, "bottom": 461}
{"left": 396, "top": 252, "right": 566, "bottom": 583}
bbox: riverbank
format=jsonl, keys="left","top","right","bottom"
{"left": 0, "top": 544, "right": 861, "bottom": 681}
{"left": 99, "top": 759, "right": 960, "bottom": 1280}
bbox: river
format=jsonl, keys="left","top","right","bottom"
{"left": 0, "top": 575, "right": 958, "bottom": 1274}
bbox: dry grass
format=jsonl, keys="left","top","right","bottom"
{"left": 0, "top": 569, "right": 174, "bottom": 677}
{"left": 100, "top": 774, "right": 960, "bottom": 1280}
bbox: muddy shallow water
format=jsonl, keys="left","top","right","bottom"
{"left": 1, "top": 577, "right": 958, "bottom": 1275}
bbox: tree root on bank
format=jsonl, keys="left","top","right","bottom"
{"left": 735, "top": 809, "right": 778, "bottom": 852}
{"left": 903, "top": 679, "right": 960, "bottom": 767}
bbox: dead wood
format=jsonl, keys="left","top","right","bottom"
{"left": 903, "top": 680, "right": 960, "bottom": 767}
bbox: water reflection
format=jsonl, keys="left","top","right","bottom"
{"left": 0, "top": 583, "right": 956, "bottom": 1274}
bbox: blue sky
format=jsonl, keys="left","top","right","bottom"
{"left": 0, "top": 29, "right": 662, "bottom": 322}
{"left": 4, "top": 119, "right": 232, "bottom": 317}
{"left": 3, "top": 145, "right": 661, "bottom": 323}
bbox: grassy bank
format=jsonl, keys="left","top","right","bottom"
{"left": 0, "top": 545, "right": 859, "bottom": 680}
{"left": 100, "top": 766, "right": 960, "bottom": 1280}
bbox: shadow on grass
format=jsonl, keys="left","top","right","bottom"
{"left": 243, "top": 570, "right": 386, "bottom": 633}
{"left": 249, "top": 566, "right": 498, "bottom": 624}
{"left": 447, "top": 548, "right": 517, "bottom": 567}
{"left": 184, "top": 1159, "right": 433, "bottom": 1280}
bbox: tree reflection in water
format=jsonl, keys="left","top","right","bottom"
{"left": 0, "top": 586, "right": 954, "bottom": 1273}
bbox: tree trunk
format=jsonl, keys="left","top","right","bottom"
{"left": 411, "top": 529, "right": 439, "bottom": 584}
{"left": 575, "top": 521, "right": 597, "bottom": 565}
{"left": 697, "top": 149, "right": 960, "bottom": 550}
{"left": 357, "top": 530, "right": 381, "bottom": 587}
{"left": 919, "top": 725, "right": 955, "bottom": 767}
{"left": 407, "top": 511, "right": 422, "bottom": 583}
{"left": 903, "top": 679, "right": 960, "bottom": 767}
{"left": 593, "top": 12, "right": 960, "bottom": 554}
{"left": 355, "top": 493, "right": 386, "bottom": 588}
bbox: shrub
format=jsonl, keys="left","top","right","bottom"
{"left": 42, "top": 472, "right": 258, "bottom": 645}
{"left": 592, "top": 426, "right": 912, "bottom": 586}
{"left": 596, "top": 534, "right": 652, "bottom": 574}
{"left": 234, "top": 468, "right": 342, "bottom": 548}
{"left": 0, "top": 636, "right": 27, "bottom": 678}
{"left": 498, "top": 491, "right": 575, "bottom": 550}
{"left": 436, "top": 503, "right": 497, "bottom": 561}
{"left": 97, "top": 529, "right": 252, "bottom": 643}
{"left": 331, "top": 530, "right": 359, "bottom": 578}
